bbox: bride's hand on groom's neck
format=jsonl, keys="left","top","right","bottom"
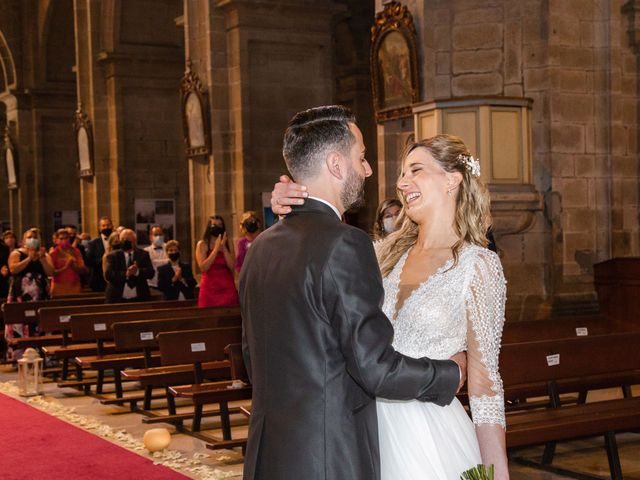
{"left": 271, "top": 175, "right": 308, "bottom": 215}
{"left": 450, "top": 351, "right": 467, "bottom": 393}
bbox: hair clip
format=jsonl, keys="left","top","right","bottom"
{"left": 457, "top": 154, "right": 480, "bottom": 177}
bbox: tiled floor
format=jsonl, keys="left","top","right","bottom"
{"left": 1, "top": 365, "right": 638, "bottom": 479}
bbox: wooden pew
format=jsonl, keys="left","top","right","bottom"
{"left": 67, "top": 305, "right": 239, "bottom": 394}
{"left": 501, "top": 314, "right": 610, "bottom": 344}
{"left": 41, "top": 300, "right": 197, "bottom": 379}
{"left": 105, "top": 314, "right": 241, "bottom": 409}
{"left": 502, "top": 332, "right": 640, "bottom": 480}
{"left": 204, "top": 343, "right": 252, "bottom": 452}
{"left": 594, "top": 257, "right": 640, "bottom": 332}
{"left": 2, "top": 296, "right": 105, "bottom": 351}
{"left": 159, "top": 327, "right": 243, "bottom": 432}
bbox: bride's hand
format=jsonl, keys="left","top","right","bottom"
{"left": 450, "top": 351, "right": 467, "bottom": 393}
{"left": 271, "top": 175, "right": 307, "bottom": 215}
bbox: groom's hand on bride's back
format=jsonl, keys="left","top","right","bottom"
{"left": 271, "top": 175, "right": 308, "bottom": 215}
{"left": 450, "top": 351, "right": 467, "bottom": 393}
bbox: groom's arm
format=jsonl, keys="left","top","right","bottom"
{"left": 324, "top": 227, "right": 460, "bottom": 406}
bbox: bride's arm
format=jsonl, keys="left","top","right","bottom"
{"left": 270, "top": 175, "right": 307, "bottom": 215}
{"left": 465, "top": 250, "right": 509, "bottom": 479}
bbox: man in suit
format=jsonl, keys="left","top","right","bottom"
{"left": 239, "top": 106, "right": 464, "bottom": 480}
{"left": 85, "top": 216, "right": 113, "bottom": 292}
{"left": 104, "top": 229, "right": 153, "bottom": 303}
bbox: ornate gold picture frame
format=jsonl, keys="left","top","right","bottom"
{"left": 370, "top": 1, "right": 420, "bottom": 122}
{"left": 181, "top": 61, "right": 210, "bottom": 158}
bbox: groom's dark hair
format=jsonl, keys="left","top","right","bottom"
{"left": 282, "top": 105, "right": 356, "bottom": 182}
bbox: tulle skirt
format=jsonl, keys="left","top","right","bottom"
{"left": 377, "top": 397, "right": 482, "bottom": 480}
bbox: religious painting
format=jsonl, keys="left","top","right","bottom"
{"left": 74, "top": 105, "right": 94, "bottom": 178}
{"left": 3, "top": 127, "right": 17, "bottom": 189}
{"left": 371, "top": 1, "right": 420, "bottom": 122}
{"left": 181, "top": 61, "right": 210, "bottom": 157}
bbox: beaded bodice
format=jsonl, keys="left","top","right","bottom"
{"left": 382, "top": 244, "right": 507, "bottom": 428}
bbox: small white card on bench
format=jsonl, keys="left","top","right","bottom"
{"left": 25, "top": 310, "right": 36, "bottom": 317}
{"left": 546, "top": 354, "right": 560, "bottom": 366}
{"left": 59, "top": 315, "right": 71, "bottom": 323}
{"left": 94, "top": 323, "right": 107, "bottom": 331}
{"left": 191, "top": 342, "right": 206, "bottom": 352}
{"left": 140, "top": 332, "right": 154, "bottom": 341}
{"left": 575, "top": 327, "right": 588, "bottom": 336}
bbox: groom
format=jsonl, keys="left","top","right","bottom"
{"left": 239, "top": 106, "right": 463, "bottom": 480}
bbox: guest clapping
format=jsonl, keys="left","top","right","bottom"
{"left": 196, "top": 215, "right": 238, "bottom": 307}
{"left": 157, "top": 240, "right": 196, "bottom": 300}
{"left": 50, "top": 228, "right": 87, "bottom": 297}
{"left": 104, "top": 229, "right": 153, "bottom": 303}
{"left": 5, "top": 228, "right": 53, "bottom": 359}
{"left": 235, "top": 211, "right": 262, "bottom": 273}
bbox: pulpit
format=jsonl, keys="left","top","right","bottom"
{"left": 593, "top": 258, "right": 640, "bottom": 331}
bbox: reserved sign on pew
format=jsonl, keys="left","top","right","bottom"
{"left": 191, "top": 342, "right": 206, "bottom": 352}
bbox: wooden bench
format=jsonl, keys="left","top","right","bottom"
{"left": 502, "top": 332, "right": 640, "bottom": 480}
{"left": 158, "top": 326, "right": 243, "bottom": 432}
{"left": 2, "top": 296, "right": 105, "bottom": 351}
{"left": 501, "top": 314, "right": 610, "bottom": 344}
{"left": 204, "top": 343, "right": 252, "bottom": 452}
{"left": 67, "top": 306, "right": 239, "bottom": 395}
{"left": 106, "top": 314, "right": 241, "bottom": 408}
{"left": 40, "top": 300, "right": 201, "bottom": 380}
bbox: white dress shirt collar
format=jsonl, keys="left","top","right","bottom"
{"left": 308, "top": 196, "right": 341, "bottom": 220}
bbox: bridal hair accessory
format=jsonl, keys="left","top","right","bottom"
{"left": 457, "top": 154, "right": 481, "bottom": 178}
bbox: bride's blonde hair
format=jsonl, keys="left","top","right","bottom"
{"left": 376, "top": 134, "right": 492, "bottom": 277}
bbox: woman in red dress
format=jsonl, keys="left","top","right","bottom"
{"left": 196, "top": 215, "right": 239, "bottom": 307}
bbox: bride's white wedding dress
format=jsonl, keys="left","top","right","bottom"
{"left": 377, "top": 244, "right": 507, "bottom": 480}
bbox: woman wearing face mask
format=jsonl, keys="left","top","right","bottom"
{"left": 50, "top": 228, "right": 88, "bottom": 297}
{"left": 5, "top": 228, "right": 54, "bottom": 360}
{"left": 235, "top": 211, "right": 262, "bottom": 273}
{"left": 373, "top": 198, "right": 402, "bottom": 241}
{"left": 157, "top": 240, "right": 197, "bottom": 300}
{"left": 195, "top": 215, "right": 239, "bottom": 307}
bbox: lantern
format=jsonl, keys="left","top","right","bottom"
{"left": 17, "top": 348, "right": 43, "bottom": 396}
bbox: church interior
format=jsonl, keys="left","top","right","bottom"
{"left": 0, "top": 0, "right": 639, "bottom": 478}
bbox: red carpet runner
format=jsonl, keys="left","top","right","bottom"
{"left": 0, "top": 393, "right": 190, "bottom": 479}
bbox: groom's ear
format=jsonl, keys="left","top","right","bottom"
{"left": 326, "top": 152, "right": 345, "bottom": 180}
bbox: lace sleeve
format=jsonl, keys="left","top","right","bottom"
{"left": 465, "top": 250, "right": 506, "bottom": 428}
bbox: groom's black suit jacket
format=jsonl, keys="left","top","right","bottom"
{"left": 239, "top": 199, "right": 460, "bottom": 480}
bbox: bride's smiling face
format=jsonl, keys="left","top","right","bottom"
{"left": 397, "top": 147, "right": 453, "bottom": 223}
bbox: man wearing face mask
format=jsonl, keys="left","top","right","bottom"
{"left": 143, "top": 225, "right": 168, "bottom": 292}
{"left": 104, "top": 229, "right": 154, "bottom": 303}
{"left": 85, "top": 216, "right": 114, "bottom": 292}
{"left": 157, "top": 240, "right": 196, "bottom": 300}
{"left": 235, "top": 211, "right": 262, "bottom": 273}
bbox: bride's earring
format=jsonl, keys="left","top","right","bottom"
{"left": 447, "top": 183, "right": 452, "bottom": 196}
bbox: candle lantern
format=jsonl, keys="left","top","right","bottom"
{"left": 17, "top": 348, "right": 43, "bottom": 396}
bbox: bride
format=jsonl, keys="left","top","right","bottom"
{"left": 272, "top": 134, "right": 509, "bottom": 479}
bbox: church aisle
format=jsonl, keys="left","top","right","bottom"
{"left": 0, "top": 365, "right": 638, "bottom": 479}
{"left": 0, "top": 365, "right": 243, "bottom": 480}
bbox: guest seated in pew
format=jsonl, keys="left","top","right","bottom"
{"left": 0, "top": 230, "right": 17, "bottom": 300}
{"left": 157, "top": 240, "right": 196, "bottom": 300}
{"left": 4, "top": 228, "right": 53, "bottom": 360}
{"left": 50, "top": 228, "right": 88, "bottom": 297}
{"left": 104, "top": 229, "right": 154, "bottom": 303}
{"left": 86, "top": 216, "right": 113, "bottom": 292}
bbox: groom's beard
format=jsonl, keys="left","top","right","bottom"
{"left": 340, "top": 165, "right": 366, "bottom": 212}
